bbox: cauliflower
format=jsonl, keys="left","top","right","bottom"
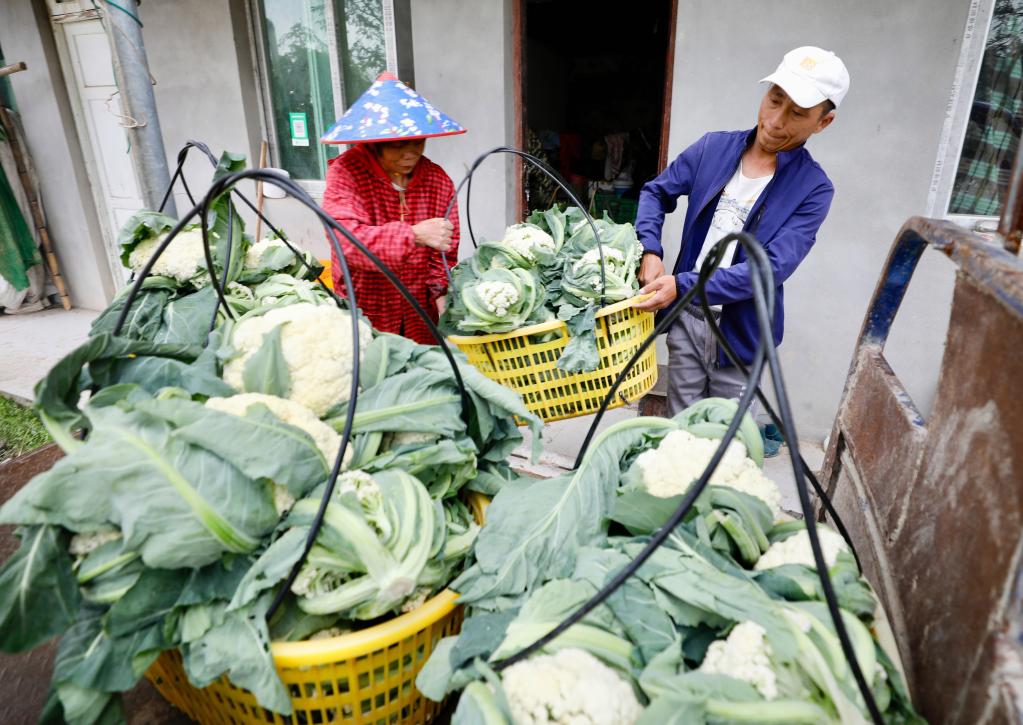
{"left": 633, "top": 429, "right": 782, "bottom": 519}
{"left": 308, "top": 625, "right": 353, "bottom": 641}
{"left": 475, "top": 280, "right": 519, "bottom": 317}
{"left": 69, "top": 529, "right": 122, "bottom": 557}
{"left": 389, "top": 431, "right": 440, "bottom": 446}
{"left": 128, "top": 228, "right": 210, "bottom": 283}
{"left": 205, "top": 392, "right": 344, "bottom": 466}
{"left": 399, "top": 587, "right": 431, "bottom": 613}
{"left": 245, "top": 237, "right": 289, "bottom": 268}
{"left": 336, "top": 470, "right": 390, "bottom": 539}
{"left": 221, "top": 303, "right": 373, "bottom": 416}
{"left": 272, "top": 484, "right": 296, "bottom": 516}
{"left": 501, "top": 224, "right": 556, "bottom": 261}
{"left": 573, "top": 246, "right": 625, "bottom": 273}
{"left": 501, "top": 648, "right": 643, "bottom": 725}
{"left": 699, "top": 621, "right": 778, "bottom": 700}
{"left": 754, "top": 526, "right": 850, "bottom": 572}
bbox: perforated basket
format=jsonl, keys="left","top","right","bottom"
{"left": 448, "top": 296, "right": 658, "bottom": 423}
{"left": 145, "top": 494, "right": 489, "bottom": 725}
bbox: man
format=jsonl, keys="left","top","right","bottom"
{"left": 635, "top": 46, "right": 849, "bottom": 423}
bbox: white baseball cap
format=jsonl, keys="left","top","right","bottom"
{"left": 759, "top": 46, "right": 850, "bottom": 109}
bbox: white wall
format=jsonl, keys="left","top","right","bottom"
{"left": 410, "top": 0, "right": 518, "bottom": 256}
{"left": 0, "top": 1, "right": 115, "bottom": 310}
{"left": 656, "top": 0, "right": 967, "bottom": 437}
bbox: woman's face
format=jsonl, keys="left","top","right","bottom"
{"left": 376, "top": 139, "right": 426, "bottom": 177}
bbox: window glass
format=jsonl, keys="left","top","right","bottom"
{"left": 259, "top": 0, "right": 392, "bottom": 181}
{"left": 337, "top": 0, "right": 387, "bottom": 104}
{"left": 949, "top": 0, "right": 1022, "bottom": 216}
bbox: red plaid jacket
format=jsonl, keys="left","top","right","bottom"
{"left": 322, "top": 144, "right": 459, "bottom": 344}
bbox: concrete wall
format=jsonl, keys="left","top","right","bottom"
{"left": 0, "top": 1, "right": 115, "bottom": 310}
{"left": 656, "top": 0, "right": 967, "bottom": 437}
{"left": 410, "top": 0, "right": 518, "bottom": 256}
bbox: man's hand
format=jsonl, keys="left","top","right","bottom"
{"left": 635, "top": 274, "right": 678, "bottom": 311}
{"left": 412, "top": 218, "right": 454, "bottom": 252}
{"left": 638, "top": 252, "right": 665, "bottom": 287}
{"left": 435, "top": 295, "right": 447, "bottom": 316}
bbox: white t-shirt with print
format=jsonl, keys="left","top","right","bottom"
{"left": 694, "top": 164, "right": 773, "bottom": 274}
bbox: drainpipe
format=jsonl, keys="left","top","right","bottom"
{"left": 102, "top": 0, "right": 176, "bottom": 217}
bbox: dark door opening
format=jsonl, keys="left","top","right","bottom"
{"left": 521, "top": 0, "right": 674, "bottom": 224}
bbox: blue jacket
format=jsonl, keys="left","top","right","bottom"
{"left": 636, "top": 128, "right": 834, "bottom": 366}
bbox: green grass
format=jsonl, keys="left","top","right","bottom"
{"left": 0, "top": 395, "right": 51, "bottom": 463}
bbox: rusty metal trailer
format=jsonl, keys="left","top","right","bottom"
{"left": 820, "top": 153, "right": 1023, "bottom": 721}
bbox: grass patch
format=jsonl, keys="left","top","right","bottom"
{"left": 0, "top": 395, "right": 51, "bottom": 463}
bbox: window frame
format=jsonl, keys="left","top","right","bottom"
{"left": 246, "top": 0, "right": 413, "bottom": 192}
{"left": 926, "top": 0, "right": 1012, "bottom": 232}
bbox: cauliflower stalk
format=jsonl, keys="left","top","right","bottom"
{"left": 500, "top": 648, "right": 643, "bottom": 725}
{"left": 632, "top": 429, "right": 783, "bottom": 520}
{"left": 222, "top": 302, "right": 372, "bottom": 417}
{"left": 127, "top": 227, "right": 212, "bottom": 283}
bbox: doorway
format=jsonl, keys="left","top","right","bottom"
{"left": 519, "top": 0, "right": 675, "bottom": 223}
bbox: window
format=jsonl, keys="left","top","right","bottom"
{"left": 252, "top": 0, "right": 413, "bottom": 183}
{"left": 930, "top": 0, "right": 1022, "bottom": 226}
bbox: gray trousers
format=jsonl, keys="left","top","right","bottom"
{"left": 666, "top": 307, "right": 761, "bottom": 419}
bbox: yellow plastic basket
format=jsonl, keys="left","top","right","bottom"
{"left": 448, "top": 296, "right": 658, "bottom": 423}
{"left": 145, "top": 493, "right": 489, "bottom": 725}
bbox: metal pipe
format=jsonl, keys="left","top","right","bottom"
{"left": 998, "top": 140, "right": 1023, "bottom": 255}
{"left": 102, "top": 0, "right": 176, "bottom": 217}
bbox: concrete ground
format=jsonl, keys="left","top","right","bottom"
{"left": 0, "top": 308, "right": 97, "bottom": 403}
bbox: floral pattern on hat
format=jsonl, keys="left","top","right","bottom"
{"left": 321, "top": 72, "right": 466, "bottom": 144}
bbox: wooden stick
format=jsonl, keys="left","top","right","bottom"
{"left": 254, "top": 140, "right": 268, "bottom": 242}
{"left": 0, "top": 62, "right": 27, "bottom": 79}
{"left": 0, "top": 104, "right": 72, "bottom": 310}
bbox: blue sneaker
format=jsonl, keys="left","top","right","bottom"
{"left": 760, "top": 424, "right": 784, "bottom": 458}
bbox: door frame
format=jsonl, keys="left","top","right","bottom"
{"left": 511, "top": 0, "right": 679, "bottom": 219}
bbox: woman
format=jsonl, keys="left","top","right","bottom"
{"left": 320, "top": 72, "right": 465, "bottom": 345}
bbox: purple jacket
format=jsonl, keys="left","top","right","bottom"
{"left": 636, "top": 128, "right": 834, "bottom": 366}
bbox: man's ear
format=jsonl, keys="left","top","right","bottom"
{"left": 815, "top": 111, "right": 836, "bottom": 134}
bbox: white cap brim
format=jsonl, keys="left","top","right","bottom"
{"left": 759, "top": 68, "right": 828, "bottom": 109}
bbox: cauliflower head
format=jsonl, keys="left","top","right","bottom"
{"left": 128, "top": 228, "right": 210, "bottom": 283}
{"left": 501, "top": 648, "right": 643, "bottom": 725}
{"left": 205, "top": 392, "right": 343, "bottom": 466}
{"left": 245, "top": 237, "right": 289, "bottom": 268}
{"left": 69, "top": 529, "right": 122, "bottom": 557}
{"left": 222, "top": 303, "right": 373, "bottom": 417}
{"left": 501, "top": 224, "right": 556, "bottom": 261}
{"left": 633, "top": 429, "right": 782, "bottom": 519}
{"left": 475, "top": 280, "right": 520, "bottom": 317}
{"left": 699, "top": 621, "right": 778, "bottom": 700}
{"left": 754, "top": 526, "right": 849, "bottom": 572}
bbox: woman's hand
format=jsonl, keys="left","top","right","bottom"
{"left": 413, "top": 218, "right": 454, "bottom": 252}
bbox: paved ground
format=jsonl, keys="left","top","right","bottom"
{"left": 0, "top": 308, "right": 97, "bottom": 403}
